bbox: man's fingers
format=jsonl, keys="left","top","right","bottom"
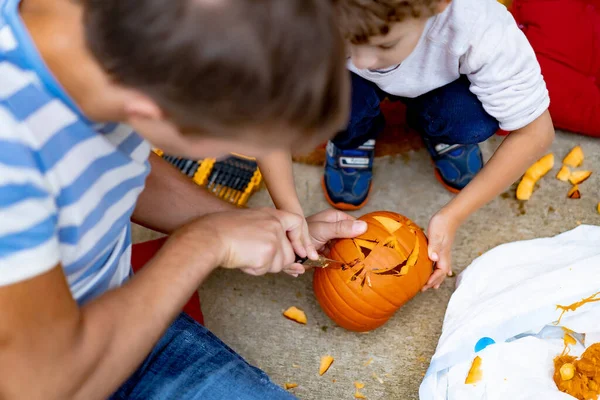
{"left": 304, "top": 242, "right": 318, "bottom": 260}
{"left": 283, "top": 263, "right": 305, "bottom": 277}
{"left": 290, "top": 238, "right": 307, "bottom": 259}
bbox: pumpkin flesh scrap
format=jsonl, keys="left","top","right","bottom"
{"left": 319, "top": 355, "right": 334, "bottom": 376}
{"left": 516, "top": 153, "right": 554, "bottom": 200}
{"left": 563, "top": 146, "right": 584, "bottom": 168}
{"left": 556, "top": 292, "right": 600, "bottom": 324}
{"left": 557, "top": 166, "right": 571, "bottom": 182}
{"left": 568, "top": 185, "right": 581, "bottom": 199}
{"left": 553, "top": 343, "right": 600, "bottom": 400}
{"left": 284, "top": 383, "right": 298, "bottom": 390}
{"left": 569, "top": 171, "right": 592, "bottom": 185}
{"left": 283, "top": 306, "right": 307, "bottom": 324}
{"left": 465, "top": 356, "right": 483, "bottom": 384}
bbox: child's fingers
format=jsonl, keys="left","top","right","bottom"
{"left": 422, "top": 269, "right": 446, "bottom": 291}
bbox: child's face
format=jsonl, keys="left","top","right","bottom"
{"left": 349, "top": 18, "right": 429, "bottom": 70}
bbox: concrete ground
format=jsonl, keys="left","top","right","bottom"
{"left": 132, "top": 131, "right": 600, "bottom": 399}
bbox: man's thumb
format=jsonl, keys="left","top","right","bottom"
{"left": 312, "top": 220, "right": 367, "bottom": 243}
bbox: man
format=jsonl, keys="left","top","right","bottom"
{"left": 0, "top": 0, "right": 363, "bottom": 398}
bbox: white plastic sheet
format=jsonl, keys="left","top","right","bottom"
{"left": 420, "top": 225, "right": 600, "bottom": 400}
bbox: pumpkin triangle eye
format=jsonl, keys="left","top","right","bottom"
{"left": 359, "top": 247, "right": 372, "bottom": 257}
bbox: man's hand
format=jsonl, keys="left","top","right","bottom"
{"left": 422, "top": 211, "right": 458, "bottom": 291}
{"left": 181, "top": 208, "right": 306, "bottom": 277}
{"left": 306, "top": 209, "right": 367, "bottom": 252}
{"left": 288, "top": 217, "right": 319, "bottom": 261}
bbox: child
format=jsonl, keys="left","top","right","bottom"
{"left": 259, "top": 0, "right": 555, "bottom": 289}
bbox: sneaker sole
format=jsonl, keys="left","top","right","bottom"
{"left": 321, "top": 177, "right": 371, "bottom": 211}
{"left": 434, "top": 168, "right": 461, "bottom": 194}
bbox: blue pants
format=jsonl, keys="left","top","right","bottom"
{"left": 110, "top": 313, "right": 296, "bottom": 400}
{"left": 331, "top": 73, "right": 499, "bottom": 150}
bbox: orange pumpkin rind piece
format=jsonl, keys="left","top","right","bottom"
{"left": 283, "top": 306, "right": 307, "bottom": 324}
{"left": 372, "top": 216, "right": 402, "bottom": 234}
{"left": 319, "top": 355, "right": 334, "bottom": 376}
{"left": 569, "top": 171, "right": 592, "bottom": 185}
{"left": 354, "top": 392, "right": 367, "bottom": 399}
{"left": 563, "top": 146, "right": 584, "bottom": 168}
{"left": 597, "top": 202, "right": 600, "bottom": 214}
{"left": 556, "top": 166, "right": 571, "bottom": 182}
{"left": 465, "top": 356, "right": 483, "bottom": 384}
{"left": 516, "top": 153, "right": 554, "bottom": 200}
{"left": 354, "top": 382, "right": 365, "bottom": 389}
{"left": 568, "top": 185, "right": 581, "bottom": 199}
{"left": 284, "top": 383, "right": 299, "bottom": 390}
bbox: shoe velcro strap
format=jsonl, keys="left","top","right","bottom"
{"left": 339, "top": 156, "right": 370, "bottom": 169}
{"left": 433, "top": 143, "right": 462, "bottom": 156}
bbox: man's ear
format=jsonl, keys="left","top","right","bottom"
{"left": 122, "top": 91, "right": 163, "bottom": 121}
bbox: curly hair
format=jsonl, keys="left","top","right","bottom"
{"left": 333, "top": 0, "right": 442, "bottom": 44}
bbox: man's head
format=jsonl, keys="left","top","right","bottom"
{"left": 333, "top": 0, "right": 451, "bottom": 71}
{"left": 83, "top": 0, "right": 349, "bottom": 159}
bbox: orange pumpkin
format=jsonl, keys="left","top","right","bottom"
{"left": 313, "top": 211, "right": 433, "bottom": 332}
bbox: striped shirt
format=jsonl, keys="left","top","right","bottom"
{"left": 0, "top": 0, "right": 151, "bottom": 304}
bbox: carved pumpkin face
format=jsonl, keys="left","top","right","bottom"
{"left": 313, "top": 211, "right": 433, "bottom": 332}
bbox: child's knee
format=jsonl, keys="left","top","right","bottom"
{"left": 407, "top": 78, "right": 499, "bottom": 144}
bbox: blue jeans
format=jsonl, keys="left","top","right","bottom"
{"left": 331, "top": 73, "right": 499, "bottom": 149}
{"left": 110, "top": 313, "right": 296, "bottom": 400}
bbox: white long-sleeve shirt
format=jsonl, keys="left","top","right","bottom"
{"left": 347, "top": 0, "right": 550, "bottom": 132}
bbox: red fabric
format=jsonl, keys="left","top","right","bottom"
{"left": 510, "top": 0, "right": 600, "bottom": 137}
{"left": 131, "top": 237, "right": 205, "bottom": 325}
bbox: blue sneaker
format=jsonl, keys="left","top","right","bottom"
{"left": 423, "top": 139, "right": 483, "bottom": 193}
{"left": 322, "top": 139, "right": 375, "bottom": 210}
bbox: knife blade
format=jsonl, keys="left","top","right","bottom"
{"left": 295, "top": 254, "right": 345, "bottom": 269}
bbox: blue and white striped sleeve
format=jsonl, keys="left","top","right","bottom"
{"left": 0, "top": 107, "right": 60, "bottom": 286}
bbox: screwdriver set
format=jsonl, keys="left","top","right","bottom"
{"left": 153, "top": 149, "right": 263, "bottom": 207}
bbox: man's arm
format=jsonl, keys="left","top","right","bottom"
{"left": 0, "top": 207, "right": 325, "bottom": 400}
{"left": 132, "top": 152, "right": 236, "bottom": 234}
{"left": 0, "top": 227, "right": 220, "bottom": 400}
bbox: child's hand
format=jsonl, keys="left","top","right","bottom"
{"left": 287, "top": 216, "right": 318, "bottom": 261}
{"left": 422, "top": 211, "right": 457, "bottom": 291}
